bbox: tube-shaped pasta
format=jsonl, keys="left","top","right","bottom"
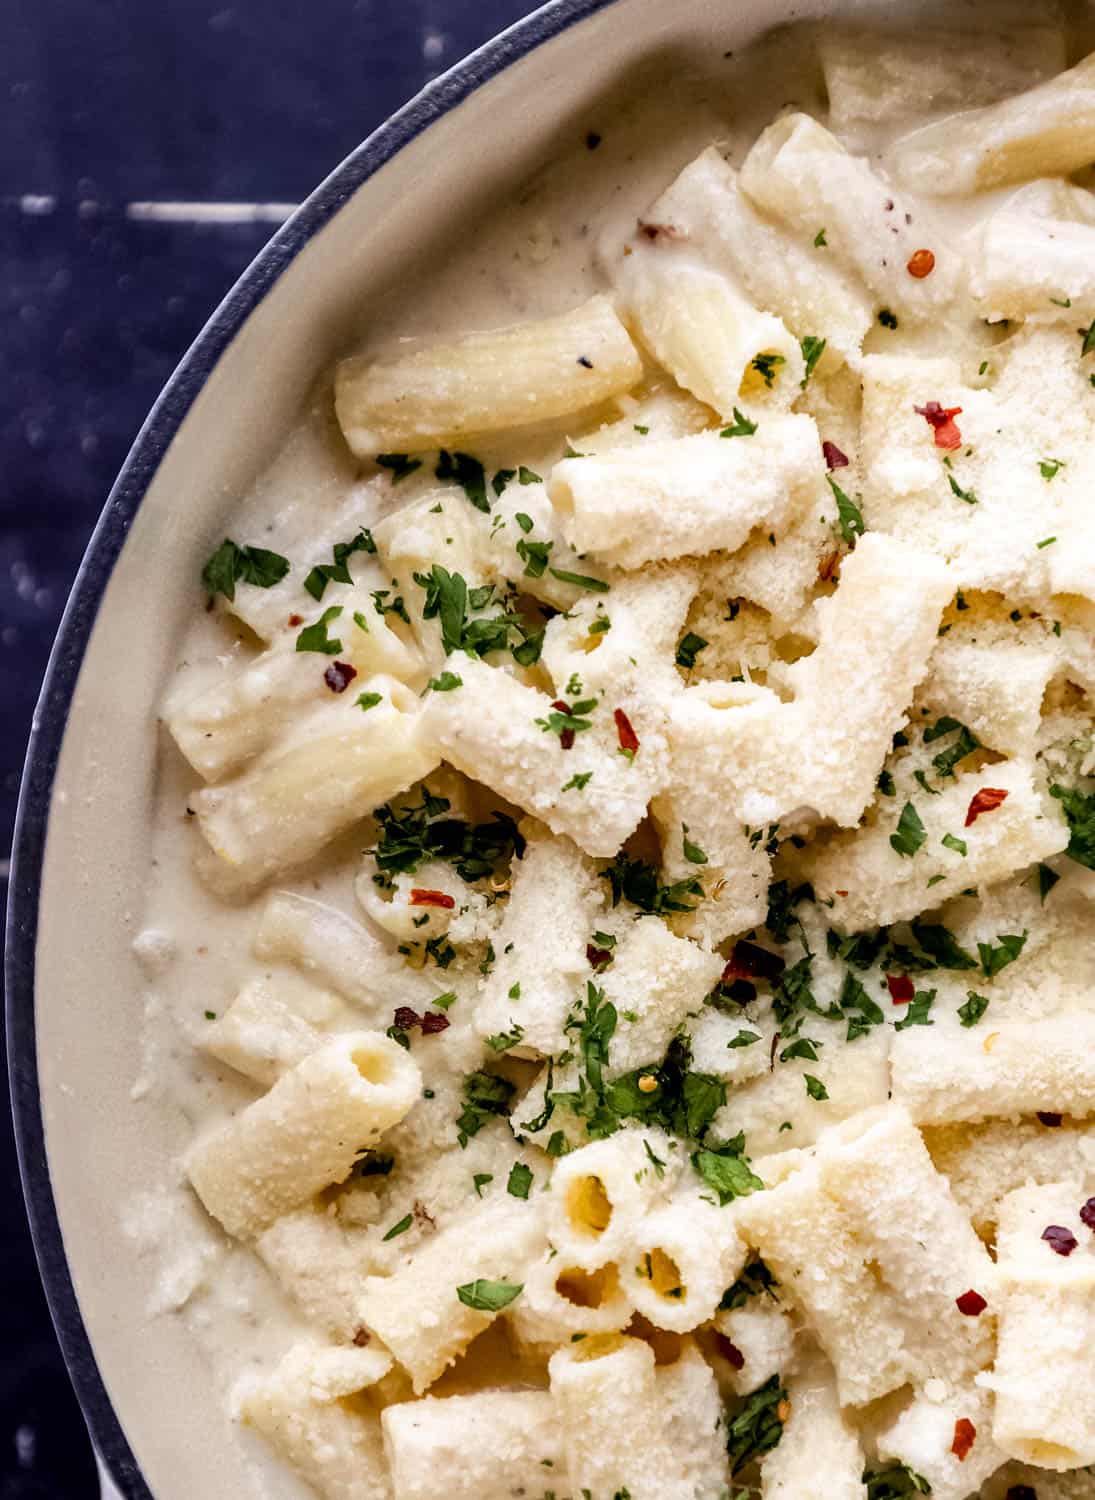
{"left": 892, "top": 1015, "right": 1095, "bottom": 1126}
{"left": 419, "top": 656, "right": 662, "bottom": 859}
{"left": 876, "top": 1382, "right": 1005, "bottom": 1500}
{"left": 358, "top": 1197, "right": 547, "bottom": 1392}
{"left": 508, "top": 1250, "right": 633, "bottom": 1349}
{"left": 987, "top": 1182, "right": 1095, "bottom": 1469}
{"left": 921, "top": 638, "right": 1056, "bottom": 761}
{"left": 548, "top": 1336, "right": 727, "bottom": 1500}
{"left": 546, "top": 1131, "right": 680, "bottom": 1272}
{"left": 253, "top": 891, "right": 438, "bottom": 1013}
{"left": 619, "top": 146, "right": 872, "bottom": 366}
{"left": 382, "top": 1390, "right": 564, "bottom": 1500}
{"left": 598, "top": 919, "right": 722, "bottom": 1077}
{"left": 740, "top": 114, "right": 961, "bottom": 320}
{"left": 651, "top": 790, "right": 769, "bottom": 948}
{"left": 820, "top": 23, "right": 1067, "bottom": 133}
{"left": 760, "top": 1352, "right": 863, "bottom": 1500}
{"left": 549, "top": 418, "right": 823, "bottom": 570}
{"left": 238, "top": 1342, "right": 392, "bottom": 1500}
{"left": 335, "top": 295, "right": 642, "bottom": 455}
{"left": 201, "top": 975, "right": 340, "bottom": 1086}
{"left": 475, "top": 831, "right": 605, "bottom": 1058}
{"left": 194, "top": 680, "right": 440, "bottom": 893}
{"left": 714, "top": 1298, "right": 795, "bottom": 1398}
{"left": 187, "top": 1031, "right": 421, "bottom": 1239}
{"left": 810, "top": 758, "right": 1068, "bottom": 931}
{"left": 620, "top": 1188, "right": 746, "bottom": 1333}
{"left": 615, "top": 250, "right": 803, "bottom": 417}
{"left": 256, "top": 1206, "right": 379, "bottom": 1339}
{"left": 166, "top": 591, "right": 424, "bottom": 782}
{"left": 891, "top": 51, "right": 1095, "bottom": 195}
{"left": 924, "top": 1118, "right": 1095, "bottom": 1234}
{"left": 977, "top": 204, "right": 1095, "bottom": 323}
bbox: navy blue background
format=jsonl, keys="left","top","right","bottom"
{"left": 1, "top": 3, "right": 535, "bottom": 1491}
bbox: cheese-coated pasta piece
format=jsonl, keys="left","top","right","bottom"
{"left": 188, "top": 1031, "right": 421, "bottom": 1239}
{"left": 201, "top": 974, "right": 343, "bottom": 1086}
{"left": 383, "top": 1390, "right": 564, "bottom": 1500}
{"left": 760, "top": 1351, "right": 863, "bottom": 1500}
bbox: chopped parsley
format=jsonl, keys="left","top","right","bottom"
{"left": 435, "top": 450, "right": 488, "bottom": 512}
{"left": 303, "top": 526, "right": 377, "bottom": 600}
{"left": 562, "top": 771, "right": 593, "bottom": 792}
{"left": 804, "top": 1073, "right": 829, "bottom": 1099}
{"left": 676, "top": 632, "right": 709, "bottom": 670}
{"left": 947, "top": 473, "right": 978, "bottom": 505}
{"left": 890, "top": 801, "right": 926, "bottom": 858}
{"left": 864, "top": 1462, "right": 931, "bottom": 1500}
{"left": 201, "top": 539, "right": 290, "bottom": 601}
{"left": 692, "top": 1134, "right": 764, "bottom": 1205}
{"left": 1039, "top": 458, "right": 1066, "bottom": 481}
{"left": 382, "top": 1213, "right": 413, "bottom": 1241}
{"left": 536, "top": 698, "right": 598, "bottom": 741}
{"left": 750, "top": 352, "right": 786, "bottom": 388}
{"left": 729, "top": 1030, "right": 762, "bottom": 1048}
{"left": 941, "top": 832, "right": 968, "bottom": 857}
{"left": 507, "top": 1162, "right": 534, "bottom": 1199}
{"left": 472, "top": 1172, "right": 493, "bottom": 1197}
{"left": 726, "top": 1375, "right": 787, "bottom": 1474}
{"left": 719, "top": 1258, "right": 779, "bottom": 1311}
{"left": 828, "top": 475, "right": 865, "bottom": 545}
{"left": 485, "top": 1025, "right": 525, "bottom": 1054}
{"left": 800, "top": 335, "right": 826, "bottom": 387}
{"left": 720, "top": 407, "right": 758, "bottom": 437}
{"left": 1050, "top": 783, "right": 1095, "bottom": 867}
{"left": 910, "top": 921, "right": 977, "bottom": 970}
{"left": 838, "top": 970, "right": 885, "bottom": 1041}
{"left": 601, "top": 853, "right": 703, "bottom": 915}
{"left": 894, "top": 989, "right": 936, "bottom": 1030}
{"left": 978, "top": 930, "right": 1027, "bottom": 978}
{"left": 456, "top": 1279, "right": 523, "bottom": 1311}
{"left": 681, "top": 824, "right": 708, "bottom": 865}
{"left": 924, "top": 716, "right": 980, "bottom": 779}
{"left": 428, "top": 671, "right": 463, "bottom": 692}
{"left": 376, "top": 453, "right": 422, "bottom": 482}
{"left": 356, "top": 691, "right": 383, "bottom": 712}
{"left": 516, "top": 536, "right": 554, "bottom": 578}
{"left": 1037, "top": 863, "right": 1060, "bottom": 902}
{"left": 814, "top": 228, "right": 827, "bottom": 247}
{"left": 1080, "top": 319, "right": 1095, "bottom": 358}
{"left": 295, "top": 605, "right": 343, "bottom": 655}
{"left": 456, "top": 1071, "right": 516, "bottom": 1147}
{"left": 370, "top": 791, "right": 523, "bottom": 885}
{"left": 958, "top": 991, "right": 990, "bottom": 1027}
{"left": 548, "top": 566, "right": 609, "bottom": 593}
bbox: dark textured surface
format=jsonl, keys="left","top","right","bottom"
{"left": 1, "top": 3, "right": 536, "bottom": 1492}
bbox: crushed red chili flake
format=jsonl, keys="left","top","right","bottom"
{"left": 835, "top": 889, "right": 849, "bottom": 897}
{"left": 393, "top": 1006, "right": 421, "bottom": 1031}
{"left": 716, "top": 1335, "right": 746, "bottom": 1370}
{"left": 1042, "top": 1224, "right": 1078, "bottom": 1256}
{"left": 914, "top": 401, "right": 963, "bottom": 450}
{"left": 324, "top": 660, "right": 358, "bottom": 694}
{"left": 587, "top": 943, "right": 614, "bottom": 970}
{"left": 965, "top": 787, "right": 1009, "bottom": 826}
{"left": 951, "top": 1418, "right": 976, "bottom": 1461}
{"left": 822, "top": 440, "right": 850, "bottom": 470}
{"left": 409, "top": 888, "right": 456, "bottom": 909}
{"left": 288, "top": 613, "right": 303, "bottom": 627}
{"left": 420, "top": 1011, "right": 451, "bottom": 1035}
{"left": 907, "top": 248, "right": 936, "bottom": 279}
{"left": 552, "top": 699, "right": 576, "bottom": 751}
{"left": 352, "top": 1328, "right": 371, "bottom": 1347}
{"left": 393, "top": 1007, "right": 449, "bottom": 1037}
{"left": 1080, "top": 1197, "right": 1095, "bottom": 1231}
{"left": 819, "top": 549, "right": 842, "bottom": 583}
{"left": 725, "top": 939, "right": 786, "bottom": 983}
{"left": 614, "top": 708, "right": 640, "bottom": 756}
{"left": 1037, "top": 1111, "right": 1064, "bottom": 1128}
{"left": 955, "top": 1288, "right": 987, "bottom": 1316}
{"left": 886, "top": 974, "right": 915, "bottom": 1005}
{"left": 637, "top": 219, "right": 683, "bottom": 242}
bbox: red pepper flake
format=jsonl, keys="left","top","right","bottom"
{"left": 914, "top": 401, "right": 963, "bottom": 450}
{"left": 552, "top": 699, "right": 576, "bottom": 751}
{"left": 955, "top": 1288, "right": 987, "bottom": 1317}
{"left": 409, "top": 889, "right": 456, "bottom": 909}
{"left": 614, "top": 708, "right": 640, "bottom": 757}
{"left": 835, "top": 889, "right": 849, "bottom": 897}
{"left": 818, "top": 549, "right": 842, "bottom": 583}
{"left": 965, "top": 787, "right": 1009, "bottom": 826}
{"left": 715, "top": 1335, "right": 745, "bottom": 1370}
{"left": 886, "top": 974, "right": 915, "bottom": 1005}
{"left": 323, "top": 660, "right": 358, "bottom": 694}
{"left": 420, "top": 1011, "right": 451, "bottom": 1035}
{"left": 587, "top": 943, "right": 614, "bottom": 970}
{"left": 1037, "top": 1111, "right": 1063, "bottom": 1128}
{"left": 288, "top": 613, "right": 303, "bottom": 627}
{"left": 822, "top": 440, "right": 850, "bottom": 470}
{"left": 352, "top": 1327, "right": 371, "bottom": 1347}
{"left": 637, "top": 219, "right": 683, "bottom": 242}
{"left": 951, "top": 1418, "right": 976, "bottom": 1461}
{"left": 1080, "top": 1197, "right": 1095, "bottom": 1230}
{"left": 1042, "top": 1224, "right": 1078, "bottom": 1256}
{"left": 725, "top": 939, "right": 786, "bottom": 983}
{"left": 907, "top": 248, "right": 936, "bottom": 279}
{"left": 393, "top": 1006, "right": 421, "bottom": 1031}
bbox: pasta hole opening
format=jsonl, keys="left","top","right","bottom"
{"left": 353, "top": 1046, "right": 393, "bottom": 1085}
{"left": 739, "top": 348, "right": 788, "bottom": 399}
{"left": 556, "top": 1264, "right": 619, "bottom": 1309}
{"left": 627, "top": 1315, "right": 683, "bottom": 1365}
{"left": 647, "top": 1247, "right": 685, "bottom": 1301}
{"left": 567, "top": 1175, "right": 613, "bottom": 1237}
